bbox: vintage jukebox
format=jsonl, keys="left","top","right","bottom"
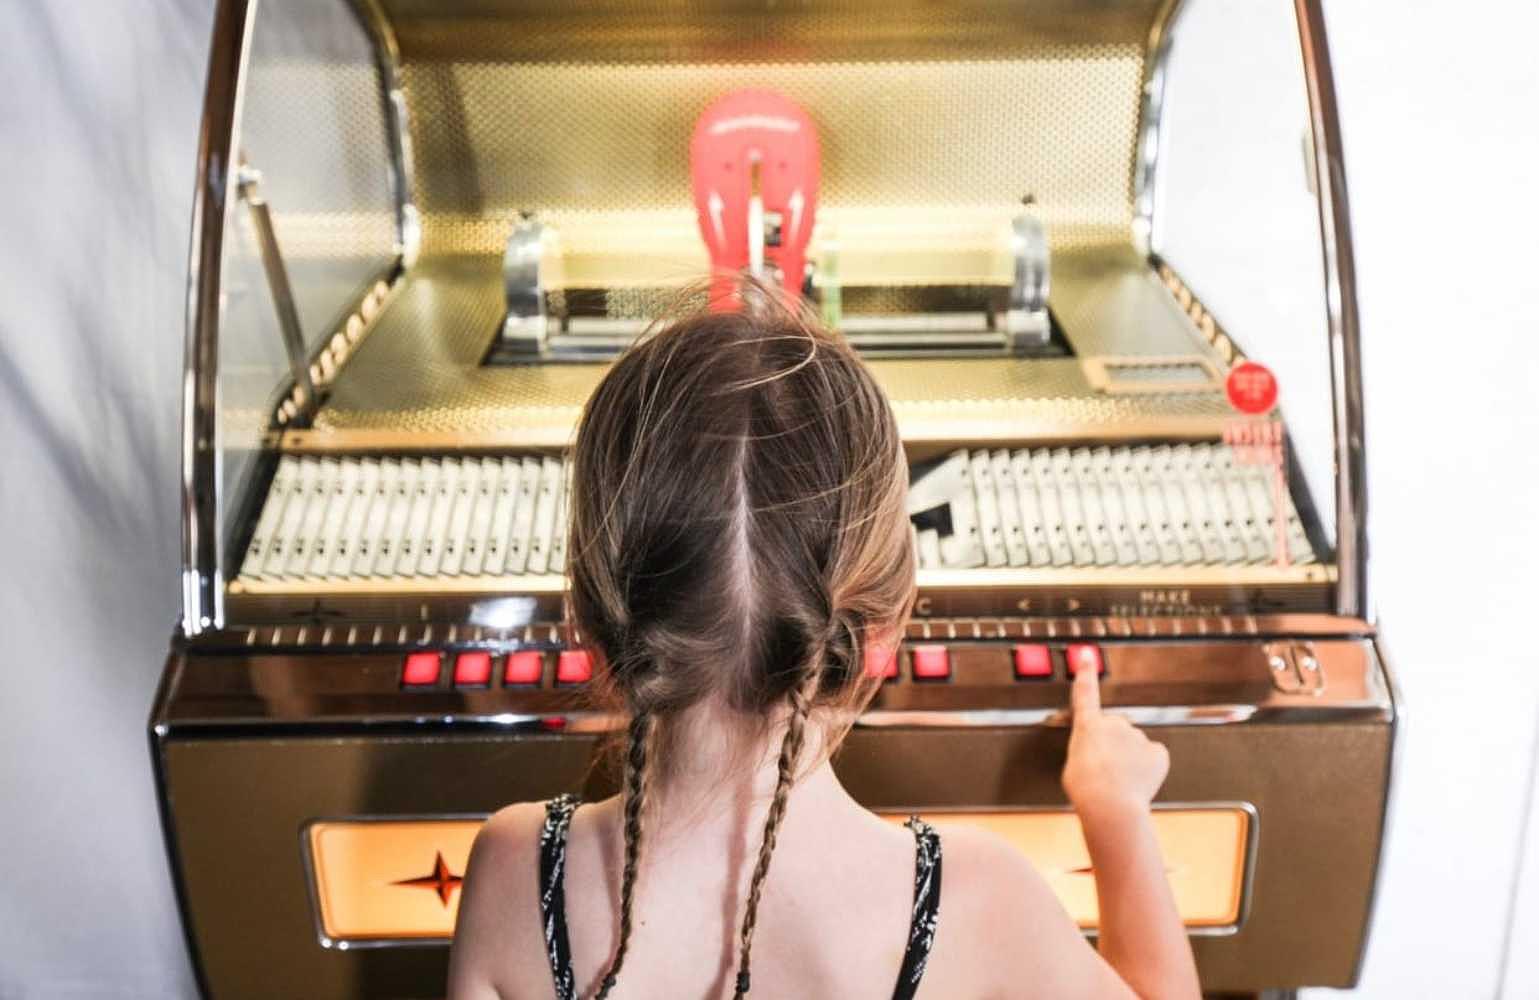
{"left": 151, "top": 0, "right": 1397, "bottom": 996}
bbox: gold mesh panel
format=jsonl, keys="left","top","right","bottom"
{"left": 312, "top": 254, "right": 1232, "bottom": 444}
{"left": 378, "top": 0, "right": 1159, "bottom": 255}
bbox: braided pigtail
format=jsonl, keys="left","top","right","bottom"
{"left": 732, "top": 668, "right": 819, "bottom": 997}
{"left": 594, "top": 711, "right": 652, "bottom": 1000}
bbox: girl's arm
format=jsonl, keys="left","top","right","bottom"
{"left": 1063, "top": 663, "right": 1201, "bottom": 1000}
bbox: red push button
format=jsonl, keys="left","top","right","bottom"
{"left": 453, "top": 651, "right": 493, "bottom": 688}
{"left": 556, "top": 649, "right": 593, "bottom": 685}
{"left": 1013, "top": 643, "right": 1053, "bottom": 679}
{"left": 864, "top": 643, "right": 899, "bottom": 680}
{"left": 911, "top": 644, "right": 950, "bottom": 681}
{"left": 1066, "top": 643, "right": 1105, "bottom": 677}
{"left": 402, "top": 651, "right": 442, "bottom": 687}
{"left": 503, "top": 650, "right": 544, "bottom": 686}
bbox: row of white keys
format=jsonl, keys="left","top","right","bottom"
{"left": 1052, "top": 449, "right": 1097, "bottom": 565}
{"left": 325, "top": 459, "right": 378, "bottom": 576}
{"left": 241, "top": 454, "right": 578, "bottom": 581}
{"left": 1212, "top": 445, "right": 1273, "bottom": 563}
{"left": 262, "top": 456, "right": 323, "bottom": 578}
{"left": 525, "top": 457, "right": 564, "bottom": 574}
{"left": 461, "top": 457, "right": 501, "bottom": 577}
{"left": 484, "top": 457, "right": 522, "bottom": 573}
{"left": 907, "top": 451, "right": 985, "bottom": 569}
{"left": 1183, "top": 444, "right": 1251, "bottom": 565}
{"left": 1008, "top": 451, "right": 1054, "bottom": 566}
{"left": 971, "top": 451, "right": 1008, "bottom": 567}
{"left": 1029, "top": 451, "right": 1075, "bottom": 566}
{"left": 1070, "top": 448, "right": 1120, "bottom": 565}
{"left": 244, "top": 454, "right": 298, "bottom": 575}
{"left": 547, "top": 462, "right": 571, "bottom": 571}
{"left": 442, "top": 459, "right": 482, "bottom": 576}
{"left": 395, "top": 458, "right": 439, "bottom": 577}
{"left": 913, "top": 444, "right": 1317, "bottom": 571}
{"left": 1223, "top": 445, "right": 1316, "bottom": 564}
{"left": 1088, "top": 447, "right": 1140, "bottom": 565}
{"left": 990, "top": 450, "right": 1030, "bottom": 567}
{"left": 1170, "top": 444, "right": 1228, "bottom": 564}
{"left": 1108, "top": 447, "right": 1163, "bottom": 564}
{"left": 372, "top": 458, "right": 420, "bottom": 576}
{"left": 506, "top": 457, "right": 540, "bottom": 574}
{"left": 309, "top": 458, "right": 361, "bottom": 577}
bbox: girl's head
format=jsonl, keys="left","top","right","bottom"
{"left": 566, "top": 284, "right": 914, "bottom": 997}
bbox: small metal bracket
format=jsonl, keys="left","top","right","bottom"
{"left": 1003, "top": 210, "right": 1051, "bottom": 353}
{"left": 236, "top": 156, "right": 318, "bottom": 427}
{"left": 500, "top": 215, "right": 556, "bottom": 355}
{"left": 1263, "top": 640, "right": 1326, "bottom": 696}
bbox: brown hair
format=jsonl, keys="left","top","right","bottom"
{"left": 566, "top": 283, "right": 915, "bottom": 998}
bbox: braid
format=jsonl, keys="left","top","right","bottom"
{"left": 595, "top": 711, "right": 651, "bottom": 1000}
{"left": 733, "top": 669, "right": 819, "bottom": 997}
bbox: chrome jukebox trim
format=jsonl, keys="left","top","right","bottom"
{"left": 181, "top": 0, "right": 258, "bottom": 636}
{"left": 1295, "top": 0, "right": 1368, "bottom": 619}
{"left": 352, "top": 0, "right": 420, "bottom": 267}
{"left": 1353, "top": 635, "right": 1405, "bottom": 980}
{"left": 1131, "top": 0, "right": 1186, "bottom": 257}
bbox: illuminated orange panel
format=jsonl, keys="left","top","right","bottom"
{"left": 307, "top": 820, "right": 480, "bottom": 942}
{"left": 306, "top": 807, "right": 1249, "bottom": 942}
{"left": 883, "top": 807, "right": 1251, "bottom": 929}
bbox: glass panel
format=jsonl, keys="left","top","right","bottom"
{"left": 1153, "top": 0, "right": 1336, "bottom": 549}
{"left": 217, "top": 0, "right": 397, "bottom": 575}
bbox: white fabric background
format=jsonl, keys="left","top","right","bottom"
{"left": 0, "top": 1, "right": 1535, "bottom": 997}
{"left": 0, "top": 2, "right": 208, "bottom": 996}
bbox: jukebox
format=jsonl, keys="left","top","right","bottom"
{"left": 151, "top": 0, "right": 1397, "bottom": 997}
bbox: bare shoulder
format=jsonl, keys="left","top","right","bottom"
{"left": 930, "top": 820, "right": 1063, "bottom": 925}
{"left": 446, "top": 801, "right": 551, "bottom": 1000}
{"left": 924, "top": 821, "right": 1115, "bottom": 998}
{"left": 470, "top": 800, "right": 549, "bottom": 883}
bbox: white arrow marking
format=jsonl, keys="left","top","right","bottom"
{"left": 707, "top": 190, "right": 726, "bottom": 247}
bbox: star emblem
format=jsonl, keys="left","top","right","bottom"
{"left": 392, "top": 851, "right": 463, "bottom": 906}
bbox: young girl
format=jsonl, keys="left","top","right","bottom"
{"left": 448, "top": 293, "right": 1201, "bottom": 999}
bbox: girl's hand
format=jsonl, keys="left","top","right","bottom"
{"left": 1061, "top": 661, "right": 1169, "bottom": 820}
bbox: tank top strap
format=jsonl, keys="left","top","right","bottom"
{"left": 892, "top": 816, "right": 943, "bottom": 1000}
{"left": 538, "top": 793, "right": 582, "bottom": 1000}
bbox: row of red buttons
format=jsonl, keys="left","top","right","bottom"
{"left": 864, "top": 643, "right": 1105, "bottom": 681}
{"left": 401, "top": 649, "right": 594, "bottom": 689}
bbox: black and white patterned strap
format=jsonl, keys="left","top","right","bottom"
{"left": 538, "top": 794, "right": 581, "bottom": 1000}
{"left": 536, "top": 796, "right": 940, "bottom": 1000}
{"left": 892, "top": 817, "right": 943, "bottom": 1000}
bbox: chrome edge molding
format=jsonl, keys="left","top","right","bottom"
{"left": 1353, "top": 635, "right": 1404, "bottom": 980}
{"left": 1295, "top": 0, "right": 1368, "bottom": 619}
{"left": 182, "top": 0, "right": 259, "bottom": 636}
{"left": 856, "top": 702, "right": 1392, "bottom": 729}
{"left": 351, "top": 0, "right": 420, "bottom": 267}
{"left": 1130, "top": 0, "right": 1186, "bottom": 257}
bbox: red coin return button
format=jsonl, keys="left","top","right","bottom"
{"left": 556, "top": 649, "right": 593, "bottom": 685}
{"left": 453, "top": 651, "right": 493, "bottom": 688}
{"left": 401, "top": 651, "right": 442, "bottom": 688}
{"left": 910, "top": 644, "right": 950, "bottom": 681}
{"left": 503, "top": 650, "right": 544, "bottom": 687}
{"left": 1013, "top": 643, "right": 1053, "bottom": 680}
{"left": 1067, "top": 643, "right": 1106, "bottom": 677}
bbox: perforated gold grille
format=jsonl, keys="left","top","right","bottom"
{"left": 380, "top": 0, "right": 1157, "bottom": 255}
{"left": 311, "top": 253, "right": 1231, "bottom": 446}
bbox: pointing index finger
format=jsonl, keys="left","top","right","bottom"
{"left": 1071, "top": 655, "right": 1101, "bottom": 717}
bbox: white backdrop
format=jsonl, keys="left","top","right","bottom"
{"left": 0, "top": 1, "right": 1535, "bottom": 997}
{"left": 1161, "top": 3, "right": 1539, "bottom": 997}
{"left": 0, "top": 1, "right": 208, "bottom": 997}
